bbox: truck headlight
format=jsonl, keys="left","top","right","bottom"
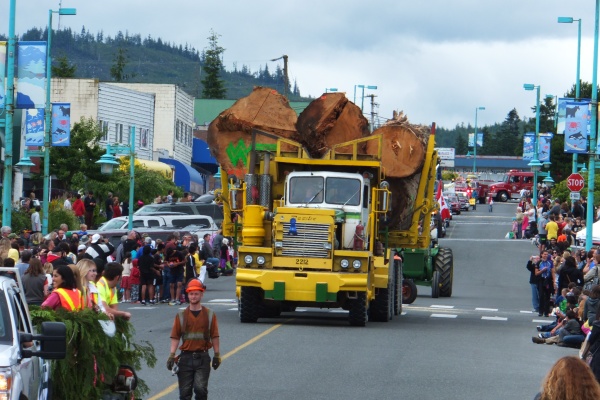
{"left": 323, "top": 242, "right": 332, "bottom": 250}
{"left": 340, "top": 259, "right": 349, "bottom": 269}
{"left": 256, "top": 256, "right": 266, "bottom": 265}
{"left": 352, "top": 260, "right": 362, "bottom": 269}
{"left": 275, "top": 241, "right": 283, "bottom": 248}
{"left": 244, "top": 255, "right": 253, "bottom": 264}
{"left": 0, "top": 368, "right": 11, "bottom": 392}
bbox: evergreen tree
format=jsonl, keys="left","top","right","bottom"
{"left": 201, "top": 30, "right": 226, "bottom": 99}
{"left": 455, "top": 134, "right": 467, "bottom": 155}
{"left": 52, "top": 55, "right": 76, "bottom": 78}
{"left": 496, "top": 108, "right": 522, "bottom": 155}
{"left": 110, "top": 47, "right": 135, "bottom": 82}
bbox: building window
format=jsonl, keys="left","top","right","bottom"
{"left": 100, "top": 120, "right": 109, "bottom": 142}
{"left": 116, "top": 123, "right": 123, "bottom": 143}
{"left": 140, "top": 128, "right": 149, "bottom": 149}
{"left": 176, "top": 120, "right": 180, "bottom": 141}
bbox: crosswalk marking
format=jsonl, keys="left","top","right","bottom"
{"left": 430, "top": 305, "right": 454, "bottom": 309}
{"left": 431, "top": 314, "right": 457, "bottom": 318}
{"left": 482, "top": 316, "right": 508, "bottom": 321}
{"left": 476, "top": 308, "right": 498, "bottom": 312}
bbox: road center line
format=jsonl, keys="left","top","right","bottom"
{"left": 431, "top": 314, "right": 457, "bottom": 318}
{"left": 148, "top": 320, "right": 290, "bottom": 400}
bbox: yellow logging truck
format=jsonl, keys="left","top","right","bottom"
{"left": 220, "top": 124, "right": 452, "bottom": 326}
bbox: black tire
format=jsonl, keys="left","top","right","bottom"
{"left": 393, "top": 259, "right": 402, "bottom": 316}
{"left": 369, "top": 283, "right": 392, "bottom": 322}
{"left": 239, "top": 287, "right": 261, "bottom": 323}
{"left": 456, "top": 210, "right": 461, "bottom": 215}
{"left": 402, "top": 279, "right": 418, "bottom": 304}
{"left": 498, "top": 191, "right": 509, "bottom": 202}
{"left": 431, "top": 270, "right": 440, "bottom": 298}
{"left": 434, "top": 247, "right": 453, "bottom": 297}
{"left": 348, "top": 292, "right": 368, "bottom": 326}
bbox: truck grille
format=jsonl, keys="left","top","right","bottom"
{"left": 281, "top": 222, "right": 330, "bottom": 258}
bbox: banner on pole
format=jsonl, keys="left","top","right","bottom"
{"left": 25, "top": 108, "right": 45, "bottom": 146}
{"left": 468, "top": 133, "right": 483, "bottom": 148}
{"left": 51, "top": 103, "right": 70, "bottom": 146}
{"left": 0, "top": 42, "right": 6, "bottom": 109}
{"left": 558, "top": 98, "right": 591, "bottom": 154}
{"left": 16, "top": 41, "right": 47, "bottom": 109}
{"left": 523, "top": 132, "right": 552, "bottom": 163}
{"left": 523, "top": 133, "right": 535, "bottom": 160}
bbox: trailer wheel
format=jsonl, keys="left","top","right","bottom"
{"left": 239, "top": 287, "right": 261, "bottom": 323}
{"left": 348, "top": 292, "right": 368, "bottom": 326}
{"left": 431, "top": 270, "right": 440, "bottom": 298}
{"left": 434, "top": 247, "right": 454, "bottom": 297}
{"left": 402, "top": 279, "right": 418, "bottom": 304}
{"left": 393, "top": 259, "right": 402, "bottom": 316}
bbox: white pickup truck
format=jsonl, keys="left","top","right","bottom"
{"left": 0, "top": 267, "right": 66, "bottom": 400}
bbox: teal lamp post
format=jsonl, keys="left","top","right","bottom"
{"left": 524, "top": 83, "right": 542, "bottom": 204}
{"left": 2, "top": 0, "right": 17, "bottom": 227}
{"left": 473, "top": 106, "right": 485, "bottom": 173}
{"left": 39, "top": 7, "right": 76, "bottom": 234}
{"left": 96, "top": 126, "right": 136, "bottom": 232}
{"left": 558, "top": 16, "right": 583, "bottom": 173}
{"left": 325, "top": 88, "right": 338, "bottom": 93}
{"left": 585, "top": 1, "right": 599, "bottom": 251}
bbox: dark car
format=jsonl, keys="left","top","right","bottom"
{"left": 447, "top": 195, "right": 461, "bottom": 215}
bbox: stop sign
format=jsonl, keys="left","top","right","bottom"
{"left": 567, "top": 173, "right": 585, "bottom": 192}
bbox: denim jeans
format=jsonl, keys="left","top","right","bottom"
{"left": 530, "top": 283, "right": 539, "bottom": 312}
{"left": 177, "top": 352, "right": 211, "bottom": 400}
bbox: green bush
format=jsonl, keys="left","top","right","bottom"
{"left": 10, "top": 209, "right": 31, "bottom": 234}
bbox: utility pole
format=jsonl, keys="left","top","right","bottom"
{"left": 270, "top": 55, "right": 289, "bottom": 98}
{"left": 366, "top": 94, "right": 378, "bottom": 132}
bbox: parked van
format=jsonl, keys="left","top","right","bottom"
{"left": 135, "top": 203, "right": 224, "bottom": 225}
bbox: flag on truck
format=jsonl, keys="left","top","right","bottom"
{"left": 436, "top": 181, "right": 451, "bottom": 220}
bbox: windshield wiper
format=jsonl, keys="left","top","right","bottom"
{"left": 302, "top": 187, "right": 324, "bottom": 207}
{"left": 342, "top": 188, "right": 361, "bottom": 206}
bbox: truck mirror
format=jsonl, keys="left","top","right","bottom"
{"left": 21, "top": 322, "right": 67, "bottom": 360}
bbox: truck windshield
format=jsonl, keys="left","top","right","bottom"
{"left": 0, "top": 292, "right": 12, "bottom": 344}
{"left": 289, "top": 176, "right": 325, "bottom": 204}
{"left": 325, "top": 177, "right": 361, "bottom": 206}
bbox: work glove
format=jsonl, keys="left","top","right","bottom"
{"left": 167, "top": 353, "right": 175, "bottom": 371}
{"left": 212, "top": 353, "right": 221, "bottom": 370}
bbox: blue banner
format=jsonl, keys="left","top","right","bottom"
{"left": 51, "top": 103, "right": 70, "bottom": 146}
{"left": 559, "top": 99, "right": 591, "bottom": 154}
{"left": 16, "top": 41, "right": 46, "bottom": 109}
{"left": 468, "top": 133, "right": 483, "bottom": 147}
{"left": 523, "top": 133, "right": 535, "bottom": 160}
{"left": 25, "top": 108, "right": 44, "bottom": 146}
{"left": 523, "top": 132, "right": 552, "bottom": 163}
{"left": 0, "top": 42, "right": 6, "bottom": 109}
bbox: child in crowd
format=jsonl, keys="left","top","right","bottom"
{"left": 121, "top": 252, "right": 132, "bottom": 303}
{"left": 130, "top": 258, "right": 141, "bottom": 303}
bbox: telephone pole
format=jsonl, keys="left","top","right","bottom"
{"left": 365, "top": 94, "right": 378, "bottom": 132}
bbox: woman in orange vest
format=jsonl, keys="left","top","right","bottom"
{"left": 41, "top": 265, "right": 84, "bottom": 311}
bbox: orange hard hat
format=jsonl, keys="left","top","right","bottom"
{"left": 186, "top": 280, "right": 205, "bottom": 293}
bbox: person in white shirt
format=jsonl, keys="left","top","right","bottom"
{"left": 31, "top": 206, "right": 41, "bottom": 232}
{"left": 64, "top": 193, "right": 72, "bottom": 210}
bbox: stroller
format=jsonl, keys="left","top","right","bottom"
{"left": 206, "top": 260, "right": 220, "bottom": 279}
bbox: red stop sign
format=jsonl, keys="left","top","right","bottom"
{"left": 567, "top": 173, "right": 585, "bottom": 192}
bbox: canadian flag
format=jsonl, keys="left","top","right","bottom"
{"left": 436, "top": 182, "right": 451, "bottom": 220}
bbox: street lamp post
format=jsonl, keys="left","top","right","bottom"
{"left": 39, "top": 7, "right": 77, "bottom": 235}
{"left": 325, "top": 88, "right": 338, "bottom": 93}
{"left": 558, "top": 16, "right": 583, "bottom": 173}
{"left": 586, "top": 1, "right": 599, "bottom": 251}
{"left": 1, "top": 0, "right": 17, "bottom": 227}
{"left": 473, "top": 107, "right": 485, "bottom": 173}
{"left": 353, "top": 85, "right": 377, "bottom": 111}
{"left": 96, "top": 126, "right": 136, "bottom": 232}
{"left": 524, "top": 83, "right": 542, "bottom": 204}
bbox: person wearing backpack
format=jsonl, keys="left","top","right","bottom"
{"left": 167, "top": 280, "right": 220, "bottom": 400}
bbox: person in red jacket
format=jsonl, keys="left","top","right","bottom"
{"left": 72, "top": 193, "right": 85, "bottom": 224}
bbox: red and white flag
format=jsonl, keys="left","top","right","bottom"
{"left": 436, "top": 181, "right": 451, "bottom": 220}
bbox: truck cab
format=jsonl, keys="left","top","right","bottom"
{"left": 0, "top": 268, "right": 66, "bottom": 400}
{"left": 488, "top": 170, "right": 533, "bottom": 202}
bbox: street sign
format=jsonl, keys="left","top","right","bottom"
{"left": 566, "top": 173, "right": 585, "bottom": 192}
{"left": 570, "top": 191, "right": 581, "bottom": 201}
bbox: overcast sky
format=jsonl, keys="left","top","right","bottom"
{"left": 2, "top": 1, "right": 598, "bottom": 129}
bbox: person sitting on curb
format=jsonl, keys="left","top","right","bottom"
{"left": 532, "top": 310, "right": 583, "bottom": 346}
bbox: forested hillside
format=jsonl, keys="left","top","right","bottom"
{"left": 2, "top": 27, "right": 310, "bottom": 101}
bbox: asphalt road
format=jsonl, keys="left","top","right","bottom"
{"left": 123, "top": 201, "right": 575, "bottom": 400}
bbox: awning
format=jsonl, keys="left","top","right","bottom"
{"left": 159, "top": 158, "right": 205, "bottom": 195}
{"left": 135, "top": 159, "right": 174, "bottom": 179}
{"left": 192, "top": 138, "right": 218, "bottom": 174}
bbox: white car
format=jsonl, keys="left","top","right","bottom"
{"left": 576, "top": 222, "right": 600, "bottom": 246}
{"left": 96, "top": 215, "right": 218, "bottom": 232}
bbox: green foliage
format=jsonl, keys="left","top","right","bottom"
{"left": 201, "top": 30, "right": 226, "bottom": 99}
{"left": 48, "top": 199, "right": 80, "bottom": 231}
{"left": 552, "top": 171, "right": 600, "bottom": 207}
{"left": 9, "top": 209, "right": 31, "bottom": 234}
{"left": 454, "top": 134, "right": 467, "bottom": 155}
{"left": 30, "top": 307, "right": 156, "bottom": 399}
{"left": 52, "top": 55, "right": 77, "bottom": 78}
{"left": 110, "top": 47, "right": 136, "bottom": 82}
{"left": 442, "top": 171, "right": 459, "bottom": 181}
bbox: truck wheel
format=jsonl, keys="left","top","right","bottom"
{"left": 393, "top": 259, "right": 402, "bottom": 316}
{"left": 348, "top": 292, "right": 368, "bottom": 326}
{"left": 434, "top": 247, "right": 453, "bottom": 297}
{"left": 431, "top": 270, "right": 440, "bottom": 298}
{"left": 239, "top": 287, "right": 261, "bottom": 323}
{"left": 402, "top": 279, "right": 417, "bottom": 304}
{"left": 498, "top": 191, "right": 509, "bottom": 202}
{"left": 368, "top": 283, "right": 392, "bottom": 322}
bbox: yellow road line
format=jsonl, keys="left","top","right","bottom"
{"left": 148, "top": 320, "right": 290, "bottom": 400}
